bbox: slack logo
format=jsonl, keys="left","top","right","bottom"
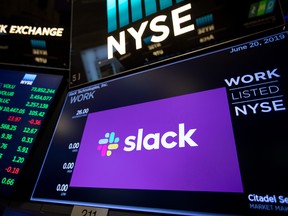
{"left": 98, "top": 132, "right": 119, "bottom": 156}
{"left": 97, "top": 123, "right": 198, "bottom": 156}
{"left": 124, "top": 123, "right": 198, "bottom": 151}
{"left": 71, "top": 88, "right": 243, "bottom": 192}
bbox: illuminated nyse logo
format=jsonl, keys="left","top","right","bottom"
{"left": 97, "top": 123, "right": 198, "bottom": 157}
{"left": 20, "top": 74, "right": 37, "bottom": 85}
{"left": 107, "top": 0, "right": 195, "bottom": 59}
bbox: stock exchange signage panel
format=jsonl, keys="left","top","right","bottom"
{"left": 71, "top": 0, "right": 285, "bottom": 87}
{"left": 0, "top": 0, "right": 71, "bottom": 69}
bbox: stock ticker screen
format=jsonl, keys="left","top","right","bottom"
{"left": 0, "top": 68, "right": 65, "bottom": 198}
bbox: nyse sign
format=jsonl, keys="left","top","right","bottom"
{"left": 107, "top": 3, "right": 195, "bottom": 59}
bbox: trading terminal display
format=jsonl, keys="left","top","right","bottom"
{"left": 31, "top": 27, "right": 288, "bottom": 216}
{"left": 0, "top": 68, "right": 64, "bottom": 198}
{"left": 0, "top": 1, "right": 287, "bottom": 216}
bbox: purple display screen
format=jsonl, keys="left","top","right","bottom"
{"left": 70, "top": 87, "right": 243, "bottom": 192}
{"left": 31, "top": 28, "right": 288, "bottom": 216}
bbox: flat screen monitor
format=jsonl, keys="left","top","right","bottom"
{"left": 0, "top": 66, "right": 67, "bottom": 198}
{"left": 31, "top": 26, "right": 288, "bottom": 215}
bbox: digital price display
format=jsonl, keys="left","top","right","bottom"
{"left": 32, "top": 27, "right": 288, "bottom": 216}
{"left": 0, "top": 68, "right": 65, "bottom": 197}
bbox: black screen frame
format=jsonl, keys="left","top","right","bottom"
{"left": 0, "top": 64, "right": 69, "bottom": 202}
{"left": 31, "top": 24, "right": 288, "bottom": 216}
